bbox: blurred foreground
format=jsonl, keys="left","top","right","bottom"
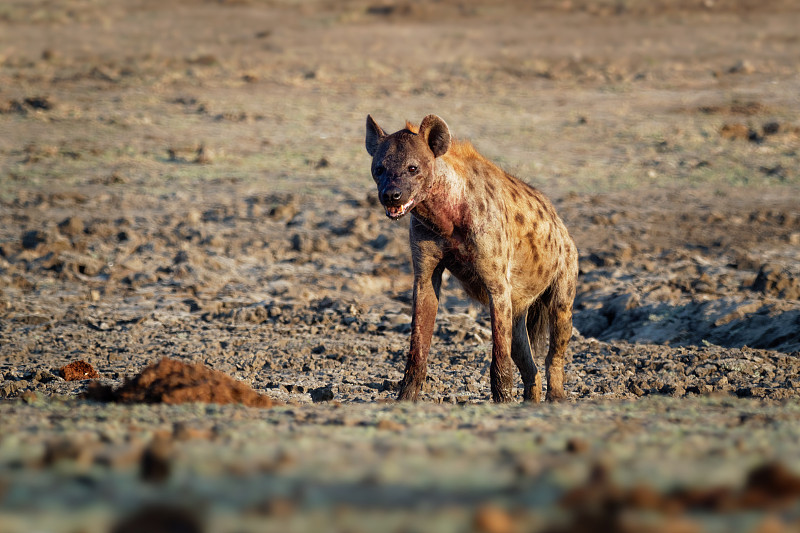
{"left": 1, "top": 0, "right": 800, "bottom": 531}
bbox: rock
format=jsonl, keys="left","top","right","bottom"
{"left": 728, "top": 59, "right": 755, "bottom": 74}
{"left": 720, "top": 123, "right": 759, "bottom": 142}
{"left": 140, "top": 437, "right": 173, "bottom": 483}
{"left": 660, "top": 383, "right": 685, "bottom": 397}
{"left": 375, "top": 419, "right": 404, "bottom": 431}
{"left": 194, "top": 145, "right": 213, "bottom": 164}
{"left": 368, "top": 234, "right": 390, "bottom": 250}
{"left": 465, "top": 381, "right": 482, "bottom": 393}
{"left": 20, "top": 391, "right": 39, "bottom": 404}
{"left": 752, "top": 263, "right": 800, "bottom": 300}
{"left": 628, "top": 381, "right": 645, "bottom": 397}
{"left": 57, "top": 216, "right": 85, "bottom": 237}
{"left": 24, "top": 95, "right": 56, "bottom": 110}
{"left": 381, "top": 379, "right": 400, "bottom": 392}
{"left": 44, "top": 436, "right": 97, "bottom": 467}
{"left": 110, "top": 504, "right": 202, "bottom": 533}
{"left": 291, "top": 233, "right": 311, "bottom": 253}
{"left": 172, "top": 422, "right": 213, "bottom": 441}
{"left": 310, "top": 385, "right": 335, "bottom": 402}
{"left": 603, "top": 292, "right": 640, "bottom": 323}
{"left": 1, "top": 381, "right": 25, "bottom": 398}
{"left": 384, "top": 312, "right": 411, "bottom": 332}
{"left": 566, "top": 437, "right": 590, "bottom": 454}
{"left": 21, "top": 229, "right": 49, "bottom": 250}
{"left": 743, "top": 462, "right": 800, "bottom": 501}
{"left": 762, "top": 121, "right": 781, "bottom": 136}
{"left": 94, "top": 443, "right": 147, "bottom": 469}
{"left": 185, "top": 209, "right": 202, "bottom": 225}
{"left": 268, "top": 203, "right": 297, "bottom": 221}
{"left": 31, "top": 370, "right": 57, "bottom": 383}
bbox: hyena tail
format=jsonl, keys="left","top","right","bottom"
{"left": 526, "top": 294, "right": 550, "bottom": 360}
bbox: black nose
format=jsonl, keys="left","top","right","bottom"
{"left": 382, "top": 188, "right": 403, "bottom": 205}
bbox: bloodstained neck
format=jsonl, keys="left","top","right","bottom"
{"left": 411, "top": 159, "right": 468, "bottom": 238}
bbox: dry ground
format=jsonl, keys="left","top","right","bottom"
{"left": 1, "top": 0, "right": 800, "bottom": 531}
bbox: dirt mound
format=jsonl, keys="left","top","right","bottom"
{"left": 60, "top": 360, "right": 99, "bottom": 381}
{"left": 85, "top": 358, "right": 281, "bottom": 408}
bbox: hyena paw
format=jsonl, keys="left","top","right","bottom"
{"left": 523, "top": 386, "right": 542, "bottom": 403}
{"left": 545, "top": 388, "right": 567, "bottom": 402}
{"left": 491, "top": 386, "right": 515, "bottom": 403}
{"left": 396, "top": 382, "right": 420, "bottom": 402}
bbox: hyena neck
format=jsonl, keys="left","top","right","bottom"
{"left": 412, "top": 158, "right": 469, "bottom": 238}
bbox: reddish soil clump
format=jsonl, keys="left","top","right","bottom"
{"left": 85, "top": 358, "right": 281, "bottom": 408}
{"left": 60, "top": 360, "right": 99, "bottom": 381}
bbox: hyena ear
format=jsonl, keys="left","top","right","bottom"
{"left": 418, "top": 114, "right": 451, "bottom": 158}
{"left": 365, "top": 115, "right": 386, "bottom": 156}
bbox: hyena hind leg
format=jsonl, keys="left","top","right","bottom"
{"left": 511, "top": 308, "right": 542, "bottom": 402}
{"left": 545, "top": 274, "right": 576, "bottom": 402}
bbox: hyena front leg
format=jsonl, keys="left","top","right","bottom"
{"left": 397, "top": 262, "right": 443, "bottom": 401}
{"left": 511, "top": 310, "right": 541, "bottom": 402}
{"left": 488, "top": 286, "right": 515, "bottom": 403}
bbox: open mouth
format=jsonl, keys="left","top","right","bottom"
{"left": 384, "top": 198, "right": 415, "bottom": 220}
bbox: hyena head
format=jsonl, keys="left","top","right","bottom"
{"left": 365, "top": 114, "right": 451, "bottom": 220}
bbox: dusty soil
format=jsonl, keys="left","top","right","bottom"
{"left": 1, "top": 0, "right": 800, "bottom": 531}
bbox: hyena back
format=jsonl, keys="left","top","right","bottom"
{"left": 365, "top": 114, "right": 578, "bottom": 403}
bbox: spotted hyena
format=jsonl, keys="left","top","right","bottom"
{"left": 365, "top": 114, "right": 579, "bottom": 402}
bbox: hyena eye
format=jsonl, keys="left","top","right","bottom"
{"left": 408, "top": 165, "right": 418, "bottom": 174}
{"left": 374, "top": 166, "right": 385, "bottom": 177}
